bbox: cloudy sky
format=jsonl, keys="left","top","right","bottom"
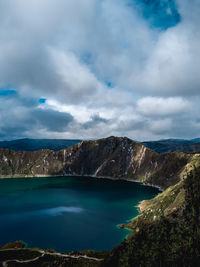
{"left": 0, "top": 0, "right": 199, "bottom": 141}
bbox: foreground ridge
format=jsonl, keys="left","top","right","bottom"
{"left": 0, "top": 247, "right": 104, "bottom": 267}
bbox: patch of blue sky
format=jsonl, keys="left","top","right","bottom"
{"left": 39, "top": 98, "right": 47, "bottom": 104}
{"left": 0, "top": 86, "right": 17, "bottom": 97}
{"left": 106, "top": 81, "right": 114, "bottom": 88}
{"left": 129, "top": 0, "right": 181, "bottom": 30}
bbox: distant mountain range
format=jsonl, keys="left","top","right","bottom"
{"left": 0, "top": 138, "right": 82, "bottom": 151}
{"left": 143, "top": 138, "right": 200, "bottom": 153}
{"left": 0, "top": 137, "right": 200, "bottom": 154}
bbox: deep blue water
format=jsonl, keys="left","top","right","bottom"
{"left": 0, "top": 177, "right": 160, "bottom": 252}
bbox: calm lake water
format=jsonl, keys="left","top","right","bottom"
{"left": 0, "top": 176, "right": 160, "bottom": 252}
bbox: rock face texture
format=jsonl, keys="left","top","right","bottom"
{"left": 0, "top": 136, "right": 197, "bottom": 189}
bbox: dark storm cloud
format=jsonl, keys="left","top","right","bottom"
{"left": 82, "top": 114, "right": 109, "bottom": 129}
{"left": 0, "top": 96, "right": 74, "bottom": 140}
{"left": 31, "top": 109, "right": 74, "bottom": 132}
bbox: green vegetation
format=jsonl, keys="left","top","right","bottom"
{"left": 103, "top": 167, "right": 200, "bottom": 266}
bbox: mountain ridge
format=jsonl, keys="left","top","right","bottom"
{"left": 1, "top": 136, "right": 200, "bottom": 154}
{"left": 0, "top": 136, "right": 198, "bottom": 190}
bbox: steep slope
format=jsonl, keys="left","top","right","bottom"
{"left": 103, "top": 167, "right": 200, "bottom": 267}
{"left": 0, "top": 136, "right": 194, "bottom": 189}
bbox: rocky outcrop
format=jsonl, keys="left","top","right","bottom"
{"left": 0, "top": 136, "right": 198, "bottom": 189}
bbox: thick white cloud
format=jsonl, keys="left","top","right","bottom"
{"left": 49, "top": 49, "right": 105, "bottom": 103}
{"left": 141, "top": 25, "right": 200, "bottom": 95}
{"left": 136, "top": 97, "right": 191, "bottom": 116}
{"left": 149, "top": 118, "right": 173, "bottom": 134}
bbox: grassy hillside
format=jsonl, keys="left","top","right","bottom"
{"left": 103, "top": 167, "right": 200, "bottom": 266}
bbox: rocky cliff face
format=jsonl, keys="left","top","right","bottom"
{"left": 0, "top": 136, "right": 198, "bottom": 189}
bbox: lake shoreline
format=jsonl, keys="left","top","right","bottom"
{"left": 0, "top": 173, "right": 164, "bottom": 191}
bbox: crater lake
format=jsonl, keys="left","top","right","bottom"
{"left": 0, "top": 176, "right": 160, "bottom": 252}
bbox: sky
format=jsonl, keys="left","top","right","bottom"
{"left": 0, "top": 0, "right": 199, "bottom": 141}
